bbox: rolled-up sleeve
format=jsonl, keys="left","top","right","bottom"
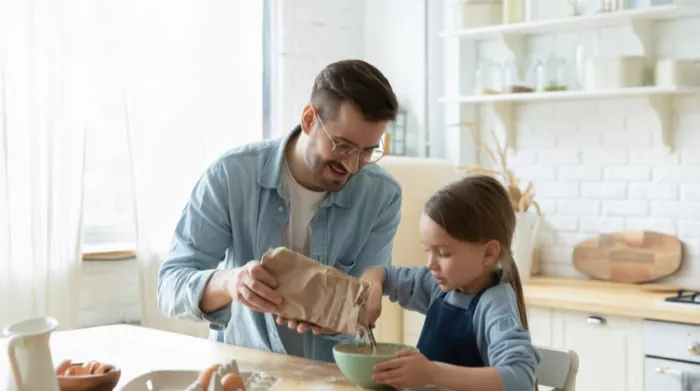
{"left": 382, "top": 266, "right": 438, "bottom": 315}
{"left": 157, "top": 162, "right": 233, "bottom": 329}
{"left": 474, "top": 287, "right": 542, "bottom": 391}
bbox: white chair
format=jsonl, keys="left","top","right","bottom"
{"left": 535, "top": 346, "right": 579, "bottom": 391}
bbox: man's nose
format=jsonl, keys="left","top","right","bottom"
{"left": 341, "top": 154, "right": 360, "bottom": 173}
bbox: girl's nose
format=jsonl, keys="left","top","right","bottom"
{"left": 426, "top": 255, "right": 437, "bottom": 271}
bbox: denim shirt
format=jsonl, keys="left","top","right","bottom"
{"left": 157, "top": 126, "right": 402, "bottom": 363}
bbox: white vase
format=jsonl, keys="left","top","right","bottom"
{"left": 512, "top": 212, "right": 541, "bottom": 285}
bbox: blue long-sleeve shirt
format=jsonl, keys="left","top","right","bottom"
{"left": 382, "top": 266, "right": 541, "bottom": 391}
{"left": 156, "top": 127, "right": 402, "bottom": 363}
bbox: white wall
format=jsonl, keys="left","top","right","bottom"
{"left": 364, "top": 0, "right": 428, "bottom": 157}
{"left": 469, "top": 18, "right": 700, "bottom": 289}
{"left": 272, "top": 0, "right": 365, "bottom": 136}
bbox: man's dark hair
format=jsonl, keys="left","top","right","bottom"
{"left": 310, "top": 59, "right": 399, "bottom": 122}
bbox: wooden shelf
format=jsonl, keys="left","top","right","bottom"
{"left": 440, "top": 86, "right": 700, "bottom": 153}
{"left": 439, "top": 5, "right": 700, "bottom": 41}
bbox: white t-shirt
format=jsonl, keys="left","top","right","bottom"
{"left": 280, "top": 161, "right": 326, "bottom": 254}
{"left": 276, "top": 159, "right": 326, "bottom": 357}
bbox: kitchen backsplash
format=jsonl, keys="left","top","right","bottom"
{"left": 483, "top": 94, "right": 700, "bottom": 290}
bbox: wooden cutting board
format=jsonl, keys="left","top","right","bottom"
{"left": 573, "top": 231, "right": 683, "bottom": 284}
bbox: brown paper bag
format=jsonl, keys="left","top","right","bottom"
{"left": 260, "top": 247, "right": 371, "bottom": 335}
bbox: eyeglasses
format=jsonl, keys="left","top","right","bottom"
{"left": 315, "top": 111, "right": 385, "bottom": 164}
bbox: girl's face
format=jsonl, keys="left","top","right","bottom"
{"left": 419, "top": 212, "right": 501, "bottom": 294}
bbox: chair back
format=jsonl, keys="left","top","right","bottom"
{"left": 535, "top": 346, "right": 579, "bottom": 391}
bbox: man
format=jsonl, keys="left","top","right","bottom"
{"left": 157, "top": 59, "right": 402, "bottom": 363}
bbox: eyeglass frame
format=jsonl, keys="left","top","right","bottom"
{"left": 313, "top": 108, "right": 386, "bottom": 165}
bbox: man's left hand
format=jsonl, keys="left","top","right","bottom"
{"left": 276, "top": 316, "right": 340, "bottom": 336}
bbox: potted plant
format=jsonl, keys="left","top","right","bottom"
{"left": 456, "top": 123, "right": 542, "bottom": 283}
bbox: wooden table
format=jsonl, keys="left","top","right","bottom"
{"left": 0, "top": 324, "right": 371, "bottom": 390}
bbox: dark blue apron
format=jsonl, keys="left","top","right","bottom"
{"left": 416, "top": 273, "right": 501, "bottom": 367}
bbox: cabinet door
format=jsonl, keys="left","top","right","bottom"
{"left": 552, "top": 310, "right": 644, "bottom": 391}
{"left": 526, "top": 307, "right": 553, "bottom": 348}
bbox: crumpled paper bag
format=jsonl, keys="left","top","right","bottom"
{"left": 260, "top": 247, "right": 371, "bottom": 335}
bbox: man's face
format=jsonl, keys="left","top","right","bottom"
{"left": 300, "top": 102, "right": 387, "bottom": 193}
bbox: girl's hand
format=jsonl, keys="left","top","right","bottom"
{"left": 372, "top": 349, "right": 437, "bottom": 389}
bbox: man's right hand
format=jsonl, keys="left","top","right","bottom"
{"left": 227, "top": 261, "right": 283, "bottom": 314}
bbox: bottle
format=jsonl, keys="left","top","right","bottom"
{"left": 503, "top": 0, "right": 524, "bottom": 24}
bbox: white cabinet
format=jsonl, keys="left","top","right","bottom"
{"left": 527, "top": 307, "right": 554, "bottom": 347}
{"left": 552, "top": 310, "right": 644, "bottom": 391}
{"left": 398, "top": 304, "right": 645, "bottom": 391}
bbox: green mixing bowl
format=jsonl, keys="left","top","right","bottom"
{"left": 332, "top": 342, "right": 417, "bottom": 389}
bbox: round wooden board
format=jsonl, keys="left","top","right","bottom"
{"left": 572, "top": 230, "right": 683, "bottom": 284}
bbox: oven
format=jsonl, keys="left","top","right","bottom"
{"left": 644, "top": 319, "right": 700, "bottom": 391}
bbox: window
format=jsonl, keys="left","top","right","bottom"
{"left": 80, "top": 1, "right": 272, "bottom": 259}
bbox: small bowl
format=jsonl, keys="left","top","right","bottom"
{"left": 333, "top": 343, "right": 416, "bottom": 389}
{"left": 57, "top": 363, "right": 121, "bottom": 391}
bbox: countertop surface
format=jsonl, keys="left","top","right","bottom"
{"left": 0, "top": 324, "right": 442, "bottom": 391}
{"left": 523, "top": 276, "right": 700, "bottom": 325}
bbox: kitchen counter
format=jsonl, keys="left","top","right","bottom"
{"left": 523, "top": 276, "right": 700, "bottom": 325}
{"left": 0, "top": 324, "right": 441, "bottom": 390}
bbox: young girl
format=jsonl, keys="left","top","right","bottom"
{"left": 361, "top": 175, "right": 541, "bottom": 391}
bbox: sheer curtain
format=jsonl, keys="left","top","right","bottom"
{"left": 119, "top": 0, "right": 264, "bottom": 335}
{"left": 0, "top": 0, "right": 90, "bottom": 329}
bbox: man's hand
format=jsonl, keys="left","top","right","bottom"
{"left": 227, "top": 261, "right": 283, "bottom": 314}
{"left": 275, "top": 316, "right": 340, "bottom": 336}
{"left": 372, "top": 349, "right": 437, "bottom": 389}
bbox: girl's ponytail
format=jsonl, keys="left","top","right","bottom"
{"left": 500, "top": 250, "right": 529, "bottom": 331}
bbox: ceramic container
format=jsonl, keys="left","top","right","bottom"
{"left": 333, "top": 343, "right": 416, "bottom": 389}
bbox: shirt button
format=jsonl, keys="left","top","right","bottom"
{"left": 278, "top": 206, "right": 284, "bottom": 212}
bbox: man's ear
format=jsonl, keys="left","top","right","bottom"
{"left": 482, "top": 240, "right": 502, "bottom": 268}
{"left": 300, "top": 105, "right": 316, "bottom": 135}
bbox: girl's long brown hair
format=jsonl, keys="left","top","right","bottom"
{"left": 424, "top": 175, "right": 529, "bottom": 332}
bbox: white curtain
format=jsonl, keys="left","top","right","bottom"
{"left": 118, "top": 0, "right": 264, "bottom": 335}
{"left": 0, "top": 0, "right": 90, "bottom": 330}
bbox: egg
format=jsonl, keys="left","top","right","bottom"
{"left": 95, "top": 363, "right": 115, "bottom": 374}
{"left": 221, "top": 373, "right": 245, "bottom": 391}
{"left": 64, "top": 365, "right": 90, "bottom": 376}
{"left": 198, "top": 364, "right": 223, "bottom": 390}
{"left": 55, "top": 360, "right": 72, "bottom": 376}
{"left": 83, "top": 361, "right": 100, "bottom": 374}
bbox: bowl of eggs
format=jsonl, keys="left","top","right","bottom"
{"left": 55, "top": 359, "right": 121, "bottom": 391}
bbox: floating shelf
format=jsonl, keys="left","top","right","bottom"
{"left": 439, "top": 5, "right": 700, "bottom": 40}
{"left": 440, "top": 86, "right": 700, "bottom": 153}
{"left": 439, "top": 86, "right": 700, "bottom": 104}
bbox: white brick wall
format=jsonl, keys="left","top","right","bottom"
{"left": 274, "top": 0, "right": 365, "bottom": 135}
{"left": 498, "top": 95, "right": 700, "bottom": 288}
{"left": 470, "top": 15, "right": 700, "bottom": 289}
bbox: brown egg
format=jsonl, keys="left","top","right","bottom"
{"left": 83, "top": 361, "right": 100, "bottom": 374}
{"left": 95, "top": 363, "right": 115, "bottom": 374}
{"left": 198, "top": 364, "right": 222, "bottom": 390}
{"left": 64, "top": 365, "right": 90, "bottom": 376}
{"left": 221, "top": 373, "right": 246, "bottom": 391}
{"left": 55, "top": 360, "right": 72, "bottom": 376}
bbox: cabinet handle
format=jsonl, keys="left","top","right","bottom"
{"left": 655, "top": 367, "right": 681, "bottom": 377}
{"left": 586, "top": 316, "right": 606, "bottom": 325}
{"left": 689, "top": 341, "right": 700, "bottom": 356}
